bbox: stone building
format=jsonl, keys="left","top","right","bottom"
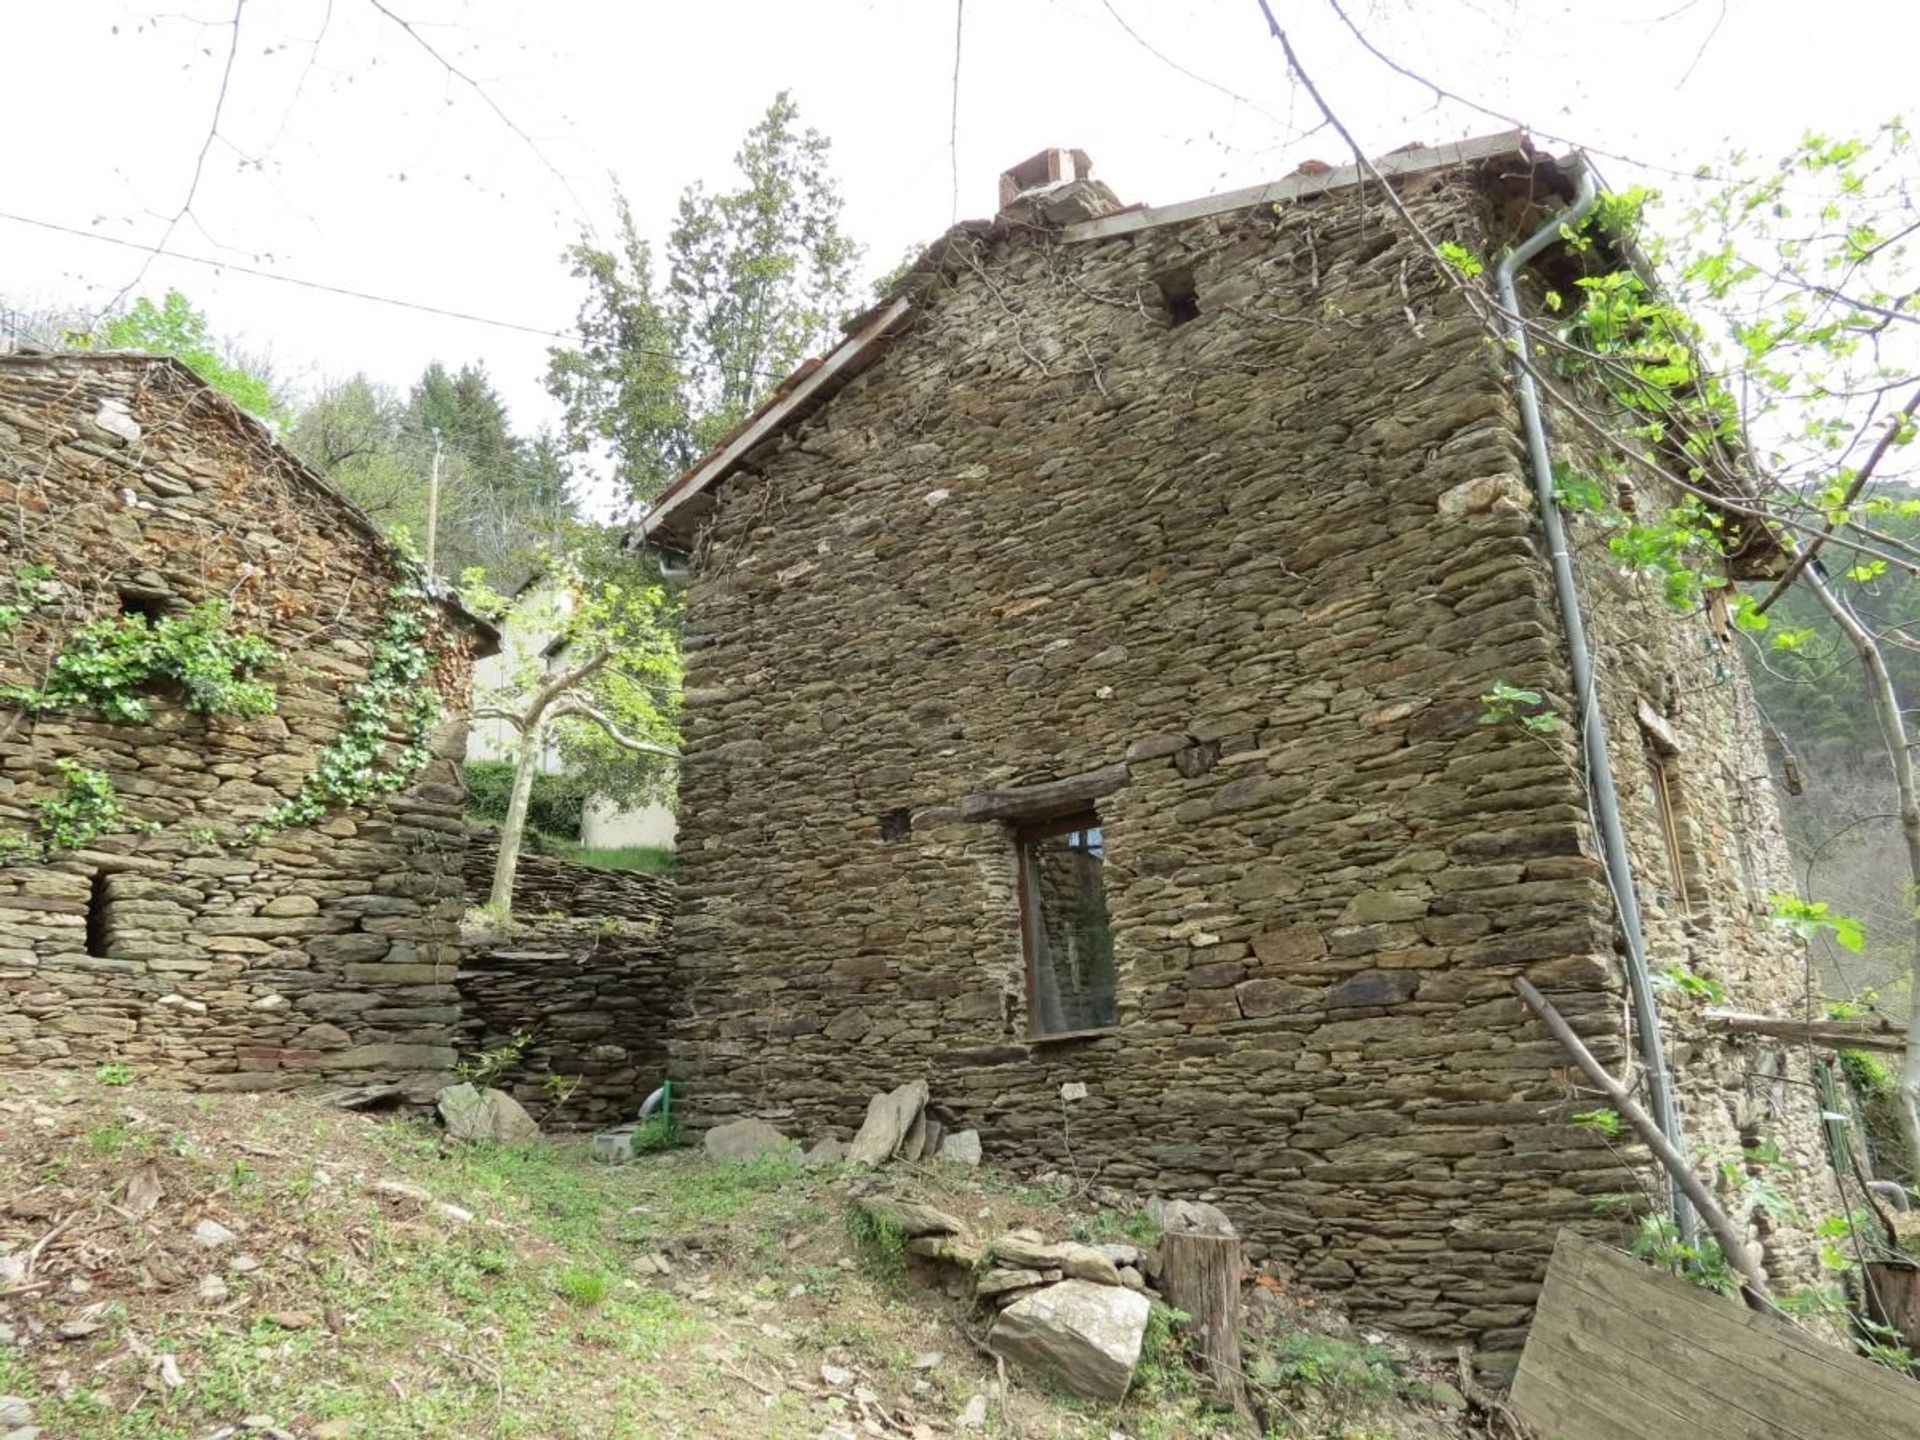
{"left": 639, "top": 135, "right": 1840, "bottom": 1368}
{"left": 0, "top": 352, "right": 495, "bottom": 1097}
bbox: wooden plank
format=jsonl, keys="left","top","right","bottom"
{"left": 1061, "top": 130, "right": 1531, "bottom": 244}
{"left": 1703, "top": 1008, "right": 1908, "bottom": 1053}
{"left": 1514, "top": 1232, "right": 1920, "bottom": 1440}
{"left": 957, "top": 763, "right": 1130, "bottom": 823}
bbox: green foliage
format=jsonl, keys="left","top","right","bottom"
{"left": 1248, "top": 1329, "right": 1401, "bottom": 1424}
{"left": 1768, "top": 893, "right": 1867, "bottom": 953}
{"left": 286, "top": 365, "right": 574, "bottom": 582}
{"left": 256, "top": 579, "right": 443, "bottom": 837}
{"left": 1629, "top": 1213, "right": 1735, "bottom": 1295}
{"left": 1132, "top": 1303, "right": 1197, "bottom": 1402}
{"left": 0, "top": 562, "right": 55, "bottom": 635}
{"left": 94, "top": 1063, "right": 134, "bottom": 1087}
{"left": 843, "top": 1207, "right": 908, "bottom": 1280}
{"left": 548, "top": 92, "right": 860, "bottom": 501}
{"left": 456, "top": 1029, "right": 534, "bottom": 1088}
{"left": 1656, "top": 963, "right": 1728, "bottom": 1004}
{"left": 535, "top": 840, "right": 678, "bottom": 874}
{"left": 4, "top": 601, "right": 276, "bottom": 723}
{"left": 464, "top": 760, "right": 589, "bottom": 842}
{"left": 1570, "top": 1108, "right": 1623, "bottom": 1139}
{"left": 33, "top": 759, "right": 147, "bottom": 853}
{"left": 1836, "top": 1038, "right": 1897, "bottom": 1097}
{"left": 630, "top": 1116, "right": 680, "bottom": 1154}
{"left": 555, "top": 1266, "right": 610, "bottom": 1308}
{"left": 1478, "top": 681, "right": 1562, "bottom": 734}
{"left": 1436, "top": 240, "right": 1484, "bottom": 279}
{"left": 98, "top": 290, "right": 280, "bottom": 418}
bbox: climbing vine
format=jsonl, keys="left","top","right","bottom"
{"left": 2, "top": 600, "right": 277, "bottom": 722}
{"left": 252, "top": 576, "right": 444, "bottom": 837}
{"left": 0, "top": 758, "right": 158, "bottom": 862}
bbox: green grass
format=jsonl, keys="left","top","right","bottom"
{"left": 14, "top": 1131, "right": 697, "bottom": 1440}
{"left": 537, "top": 839, "right": 677, "bottom": 873}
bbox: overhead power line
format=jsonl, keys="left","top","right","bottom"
{"left": 3, "top": 208, "right": 649, "bottom": 354}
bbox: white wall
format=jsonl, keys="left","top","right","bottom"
{"left": 466, "top": 578, "right": 678, "bottom": 850}
{"left": 580, "top": 796, "right": 678, "bottom": 850}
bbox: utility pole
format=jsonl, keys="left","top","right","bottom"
{"left": 424, "top": 428, "right": 444, "bottom": 577}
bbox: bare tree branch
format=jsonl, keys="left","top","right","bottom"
{"left": 548, "top": 698, "right": 681, "bottom": 760}
{"left": 1752, "top": 384, "right": 1920, "bottom": 614}
{"left": 100, "top": 0, "right": 248, "bottom": 320}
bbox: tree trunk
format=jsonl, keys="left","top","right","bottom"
{"left": 1514, "top": 977, "right": 1774, "bottom": 1311}
{"left": 1158, "top": 1228, "right": 1250, "bottom": 1419}
{"left": 1803, "top": 568, "right": 1920, "bottom": 1179}
{"left": 488, "top": 720, "right": 544, "bottom": 916}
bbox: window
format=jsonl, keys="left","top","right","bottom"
{"left": 1016, "top": 811, "right": 1118, "bottom": 1036}
{"left": 1637, "top": 700, "right": 1694, "bottom": 914}
{"left": 86, "top": 870, "right": 112, "bottom": 959}
{"left": 1645, "top": 748, "right": 1690, "bottom": 912}
{"left": 1156, "top": 269, "right": 1200, "bottom": 327}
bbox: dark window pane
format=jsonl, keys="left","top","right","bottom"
{"left": 1021, "top": 816, "right": 1117, "bottom": 1034}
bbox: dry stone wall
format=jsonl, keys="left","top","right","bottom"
{"left": 664, "top": 162, "right": 1840, "bottom": 1369}
{"left": 0, "top": 355, "right": 479, "bottom": 1098}
{"left": 457, "top": 836, "right": 675, "bottom": 1128}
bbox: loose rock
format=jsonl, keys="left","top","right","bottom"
{"left": 855, "top": 1195, "right": 966, "bottom": 1238}
{"left": 937, "top": 1130, "right": 982, "bottom": 1166}
{"left": 846, "top": 1080, "right": 929, "bottom": 1166}
{"left": 702, "top": 1117, "right": 797, "bottom": 1162}
{"left": 988, "top": 1279, "right": 1152, "bottom": 1402}
{"left": 436, "top": 1083, "right": 540, "bottom": 1143}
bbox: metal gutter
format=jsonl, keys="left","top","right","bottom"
{"left": 1494, "top": 162, "right": 1697, "bottom": 1239}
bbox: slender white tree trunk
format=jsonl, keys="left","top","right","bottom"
{"left": 1804, "top": 567, "right": 1920, "bottom": 1177}
{"left": 489, "top": 719, "right": 545, "bottom": 917}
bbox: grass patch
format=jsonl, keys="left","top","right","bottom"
{"left": 539, "top": 841, "right": 677, "bottom": 874}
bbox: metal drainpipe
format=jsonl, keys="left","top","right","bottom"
{"left": 1493, "top": 160, "right": 1697, "bottom": 1241}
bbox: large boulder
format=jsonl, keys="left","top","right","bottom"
{"left": 702, "top": 1117, "right": 797, "bottom": 1162}
{"left": 436, "top": 1083, "right": 540, "bottom": 1143}
{"left": 988, "top": 1279, "right": 1151, "bottom": 1401}
{"left": 847, "top": 1080, "right": 929, "bottom": 1166}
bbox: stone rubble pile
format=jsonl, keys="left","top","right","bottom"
{"left": 851, "top": 1191, "right": 1156, "bottom": 1403}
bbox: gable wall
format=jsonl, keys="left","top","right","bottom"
{"left": 667, "top": 173, "right": 1832, "bottom": 1362}
{"left": 0, "top": 359, "right": 474, "bottom": 1098}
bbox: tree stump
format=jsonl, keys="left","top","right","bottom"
{"left": 1158, "top": 1224, "right": 1250, "bottom": 1418}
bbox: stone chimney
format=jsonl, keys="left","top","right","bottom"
{"left": 996, "top": 148, "right": 1123, "bottom": 226}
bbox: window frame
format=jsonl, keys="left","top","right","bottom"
{"left": 1013, "top": 807, "right": 1119, "bottom": 1042}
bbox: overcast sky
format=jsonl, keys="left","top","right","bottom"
{"left": 3, "top": 0, "right": 1914, "bottom": 452}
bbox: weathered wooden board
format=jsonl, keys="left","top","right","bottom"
{"left": 1513, "top": 1232, "right": 1920, "bottom": 1439}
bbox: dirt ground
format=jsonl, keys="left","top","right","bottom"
{"left": 0, "top": 1071, "right": 1517, "bottom": 1439}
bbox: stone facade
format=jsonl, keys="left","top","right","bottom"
{"left": 652, "top": 144, "right": 1838, "bottom": 1368}
{"left": 457, "top": 835, "right": 675, "bottom": 1128}
{"left": 0, "top": 353, "right": 489, "bottom": 1097}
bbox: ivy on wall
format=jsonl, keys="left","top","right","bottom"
{"left": 2, "top": 571, "right": 453, "bottom": 856}
{"left": 253, "top": 578, "right": 445, "bottom": 838}
{"left": 3, "top": 600, "right": 277, "bottom": 722}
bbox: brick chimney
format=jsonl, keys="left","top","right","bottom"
{"left": 996, "top": 148, "right": 1122, "bottom": 226}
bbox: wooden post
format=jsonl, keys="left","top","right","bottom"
{"left": 1158, "top": 1223, "right": 1251, "bottom": 1419}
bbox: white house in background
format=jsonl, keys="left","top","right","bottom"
{"left": 466, "top": 574, "right": 678, "bottom": 851}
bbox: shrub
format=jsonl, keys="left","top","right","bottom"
{"left": 463, "top": 760, "right": 590, "bottom": 842}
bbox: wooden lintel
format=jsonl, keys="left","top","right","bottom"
{"left": 957, "top": 763, "right": 1129, "bottom": 823}
{"left": 1703, "top": 1008, "right": 1908, "bottom": 1053}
